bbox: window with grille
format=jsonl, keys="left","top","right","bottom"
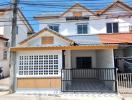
{"left": 18, "top": 55, "right": 59, "bottom": 76}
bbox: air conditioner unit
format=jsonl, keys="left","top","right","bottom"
{"left": 129, "top": 26, "right": 132, "bottom": 32}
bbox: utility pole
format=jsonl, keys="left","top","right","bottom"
{"left": 10, "top": 0, "right": 18, "bottom": 93}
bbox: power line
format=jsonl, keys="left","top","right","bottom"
{"left": 0, "top": 13, "right": 131, "bottom": 23}
{"left": 19, "top": 0, "right": 132, "bottom": 4}
{"left": 0, "top": 1, "right": 131, "bottom": 29}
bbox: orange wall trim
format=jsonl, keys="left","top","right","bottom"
{"left": 17, "top": 78, "right": 61, "bottom": 89}
{"left": 11, "top": 45, "right": 118, "bottom": 52}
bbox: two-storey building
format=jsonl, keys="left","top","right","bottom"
{"left": 0, "top": 7, "right": 34, "bottom": 77}
{"left": 10, "top": 1, "right": 132, "bottom": 93}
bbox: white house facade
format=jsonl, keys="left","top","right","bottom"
{"left": 10, "top": 1, "right": 132, "bottom": 93}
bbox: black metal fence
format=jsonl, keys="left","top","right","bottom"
{"left": 61, "top": 68, "right": 116, "bottom": 92}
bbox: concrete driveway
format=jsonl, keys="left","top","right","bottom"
{"left": 0, "top": 77, "right": 126, "bottom": 100}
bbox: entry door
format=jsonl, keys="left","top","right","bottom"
{"left": 76, "top": 57, "right": 92, "bottom": 69}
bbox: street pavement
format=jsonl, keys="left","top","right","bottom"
{"left": 0, "top": 92, "right": 123, "bottom": 100}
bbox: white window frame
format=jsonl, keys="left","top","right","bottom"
{"left": 77, "top": 23, "right": 88, "bottom": 34}
{"left": 106, "top": 22, "right": 119, "bottom": 33}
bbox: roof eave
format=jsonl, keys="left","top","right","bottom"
{"left": 10, "top": 45, "right": 118, "bottom": 52}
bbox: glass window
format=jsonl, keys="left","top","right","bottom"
{"left": 77, "top": 24, "right": 88, "bottom": 34}
{"left": 106, "top": 22, "right": 118, "bottom": 33}
{"left": 49, "top": 24, "right": 59, "bottom": 32}
{"left": 113, "top": 23, "right": 119, "bottom": 33}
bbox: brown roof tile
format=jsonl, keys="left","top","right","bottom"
{"left": 98, "top": 33, "right": 132, "bottom": 44}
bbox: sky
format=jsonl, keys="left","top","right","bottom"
{"left": 0, "top": 0, "right": 132, "bottom": 32}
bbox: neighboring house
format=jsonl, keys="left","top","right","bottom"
{"left": 0, "top": 7, "right": 34, "bottom": 77}
{"left": 0, "top": 35, "right": 8, "bottom": 77}
{"left": 10, "top": 1, "right": 132, "bottom": 93}
{"left": 0, "top": 7, "right": 34, "bottom": 44}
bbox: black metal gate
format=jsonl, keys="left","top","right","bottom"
{"left": 61, "top": 68, "right": 117, "bottom": 92}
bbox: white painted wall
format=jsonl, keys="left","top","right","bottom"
{"left": 0, "top": 10, "right": 31, "bottom": 44}
{"left": 37, "top": 5, "right": 132, "bottom": 36}
{"left": 39, "top": 17, "right": 132, "bottom": 36}
{"left": 71, "top": 50, "right": 96, "bottom": 69}
{"left": 27, "top": 30, "right": 70, "bottom": 47}
{"left": 96, "top": 49, "right": 114, "bottom": 68}
{"left": 64, "top": 50, "right": 71, "bottom": 69}
{"left": 64, "top": 50, "right": 115, "bottom": 69}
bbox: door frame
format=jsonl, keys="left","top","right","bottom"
{"left": 76, "top": 56, "right": 92, "bottom": 69}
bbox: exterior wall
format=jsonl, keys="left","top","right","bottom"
{"left": 65, "top": 49, "right": 115, "bottom": 69}
{"left": 64, "top": 50, "right": 71, "bottom": 69}
{"left": 71, "top": 50, "right": 96, "bottom": 68}
{"left": 0, "top": 11, "right": 31, "bottom": 45}
{"left": 17, "top": 78, "right": 61, "bottom": 89}
{"left": 16, "top": 13, "right": 28, "bottom": 44}
{"left": 27, "top": 31, "right": 69, "bottom": 47}
{"left": 39, "top": 17, "right": 132, "bottom": 36}
{"left": 0, "top": 39, "right": 9, "bottom": 77}
{"left": 96, "top": 49, "right": 114, "bottom": 68}
{"left": 38, "top": 4, "right": 132, "bottom": 36}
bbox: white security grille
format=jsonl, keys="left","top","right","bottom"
{"left": 18, "top": 55, "right": 59, "bottom": 76}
